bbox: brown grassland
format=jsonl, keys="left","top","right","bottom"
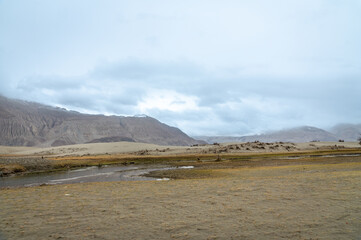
{"left": 0, "top": 143, "right": 361, "bottom": 239}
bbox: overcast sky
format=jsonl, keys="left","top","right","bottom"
{"left": 1, "top": 0, "right": 361, "bottom": 136}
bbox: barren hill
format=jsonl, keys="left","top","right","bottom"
{"left": 195, "top": 126, "right": 342, "bottom": 143}
{"left": 241, "top": 126, "right": 339, "bottom": 143}
{"left": 0, "top": 96, "right": 201, "bottom": 147}
{"left": 330, "top": 123, "right": 361, "bottom": 141}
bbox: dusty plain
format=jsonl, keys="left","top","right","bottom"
{"left": 1, "top": 141, "right": 361, "bottom": 239}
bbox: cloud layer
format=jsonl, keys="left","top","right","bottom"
{"left": 1, "top": 0, "right": 360, "bottom": 136}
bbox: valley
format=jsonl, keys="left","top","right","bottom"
{"left": 1, "top": 144, "right": 360, "bottom": 239}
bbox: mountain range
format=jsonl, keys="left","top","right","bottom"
{"left": 194, "top": 125, "right": 361, "bottom": 144}
{"left": 1, "top": 96, "right": 360, "bottom": 147}
{"left": 0, "top": 96, "right": 201, "bottom": 147}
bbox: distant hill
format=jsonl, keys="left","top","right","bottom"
{"left": 194, "top": 125, "right": 360, "bottom": 144}
{"left": 239, "top": 126, "right": 338, "bottom": 143}
{"left": 0, "top": 96, "right": 202, "bottom": 147}
{"left": 329, "top": 123, "right": 361, "bottom": 141}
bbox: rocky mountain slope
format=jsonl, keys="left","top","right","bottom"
{"left": 195, "top": 125, "right": 361, "bottom": 144}
{"left": 0, "top": 96, "right": 201, "bottom": 147}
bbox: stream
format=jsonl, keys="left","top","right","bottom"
{"left": 283, "top": 153, "right": 361, "bottom": 159}
{"left": 0, "top": 165, "right": 193, "bottom": 188}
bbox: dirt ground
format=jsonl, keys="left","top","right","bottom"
{"left": 1, "top": 157, "right": 361, "bottom": 240}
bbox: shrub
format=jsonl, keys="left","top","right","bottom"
{"left": 0, "top": 164, "right": 26, "bottom": 176}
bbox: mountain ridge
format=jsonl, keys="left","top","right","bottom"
{"left": 194, "top": 125, "right": 361, "bottom": 144}
{"left": 0, "top": 96, "right": 202, "bottom": 147}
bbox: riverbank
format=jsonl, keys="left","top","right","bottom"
{"left": 1, "top": 141, "right": 360, "bottom": 176}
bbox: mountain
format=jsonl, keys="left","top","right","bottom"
{"left": 240, "top": 126, "right": 339, "bottom": 143}
{"left": 193, "top": 136, "right": 245, "bottom": 144}
{"left": 195, "top": 126, "right": 342, "bottom": 144}
{"left": 329, "top": 123, "right": 361, "bottom": 141}
{"left": 0, "top": 96, "right": 202, "bottom": 147}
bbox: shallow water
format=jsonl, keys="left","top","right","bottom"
{"left": 0, "top": 165, "right": 190, "bottom": 188}
{"left": 283, "top": 153, "right": 361, "bottom": 160}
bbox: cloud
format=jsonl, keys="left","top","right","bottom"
{"left": 0, "top": 0, "right": 360, "bottom": 136}
{"left": 92, "top": 59, "right": 204, "bottom": 81}
{"left": 137, "top": 89, "right": 200, "bottom": 113}
{"left": 2, "top": 57, "right": 361, "bottom": 135}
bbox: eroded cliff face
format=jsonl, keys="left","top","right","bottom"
{"left": 0, "top": 96, "right": 201, "bottom": 147}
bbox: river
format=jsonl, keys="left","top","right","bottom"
{"left": 0, "top": 165, "right": 193, "bottom": 188}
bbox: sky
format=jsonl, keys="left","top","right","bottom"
{"left": 0, "top": 0, "right": 361, "bottom": 136}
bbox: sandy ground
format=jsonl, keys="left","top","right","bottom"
{"left": 1, "top": 159, "right": 361, "bottom": 240}
{"left": 0, "top": 142, "right": 185, "bottom": 156}
{"left": 0, "top": 141, "right": 359, "bottom": 157}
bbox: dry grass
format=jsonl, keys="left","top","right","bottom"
{"left": 145, "top": 168, "right": 228, "bottom": 179}
{"left": 1, "top": 147, "right": 360, "bottom": 177}
{"left": 0, "top": 164, "right": 26, "bottom": 176}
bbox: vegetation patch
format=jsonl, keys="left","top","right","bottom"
{"left": 1, "top": 148, "right": 360, "bottom": 177}
{"left": 0, "top": 164, "right": 26, "bottom": 176}
{"left": 144, "top": 168, "right": 227, "bottom": 179}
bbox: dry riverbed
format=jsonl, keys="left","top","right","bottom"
{"left": 1, "top": 151, "right": 361, "bottom": 240}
